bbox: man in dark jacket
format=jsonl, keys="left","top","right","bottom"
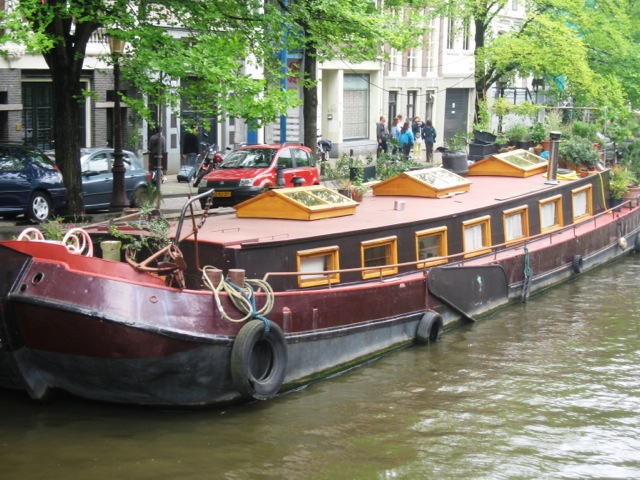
{"left": 182, "top": 124, "right": 199, "bottom": 167}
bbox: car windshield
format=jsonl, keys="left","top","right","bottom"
{"left": 221, "top": 149, "right": 276, "bottom": 168}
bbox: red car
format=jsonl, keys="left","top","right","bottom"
{"left": 198, "top": 144, "right": 320, "bottom": 208}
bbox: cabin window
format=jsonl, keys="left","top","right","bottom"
{"left": 296, "top": 246, "right": 340, "bottom": 288}
{"left": 416, "top": 227, "right": 448, "bottom": 267}
{"left": 361, "top": 236, "right": 398, "bottom": 279}
{"left": 571, "top": 185, "right": 592, "bottom": 222}
{"left": 462, "top": 215, "right": 492, "bottom": 257}
{"left": 503, "top": 206, "right": 529, "bottom": 244}
{"left": 539, "top": 195, "right": 563, "bottom": 232}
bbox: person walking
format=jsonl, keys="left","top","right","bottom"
{"left": 182, "top": 124, "right": 200, "bottom": 167}
{"left": 412, "top": 116, "right": 425, "bottom": 161}
{"left": 390, "top": 117, "right": 401, "bottom": 155}
{"left": 423, "top": 119, "right": 437, "bottom": 163}
{"left": 148, "top": 126, "right": 166, "bottom": 183}
{"left": 376, "top": 116, "right": 390, "bottom": 155}
{"left": 399, "top": 121, "right": 415, "bottom": 160}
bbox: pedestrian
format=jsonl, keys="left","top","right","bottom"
{"left": 148, "top": 126, "right": 166, "bottom": 183}
{"left": 376, "top": 116, "right": 390, "bottom": 155}
{"left": 390, "top": 117, "right": 401, "bottom": 155}
{"left": 399, "top": 121, "right": 415, "bottom": 160}
{"left": 412, "top": 116, "right": 425, "bottom": 161}
{"left": 182, "top": 124, "right": 199, "bottom": 167}
{"left": 423, "top": 119, "right": 437, "bottom": 163}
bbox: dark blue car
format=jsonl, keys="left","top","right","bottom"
{"left": 0, "top": 144, "right": 67, "bottom": 222}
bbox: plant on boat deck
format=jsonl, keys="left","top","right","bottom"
{"left": 618, "top": 139, "right": 640, "bottom": 184}
{"left": 108, "top": 205, "right": 170, "bottom": 258}
{"left": 609, "top": 166, "right": 637, "bottom": 200}
{"left": 559, "top": 135, "right": 600, "bottom": 168}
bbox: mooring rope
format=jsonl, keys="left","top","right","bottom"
{"left": 202, "top": 265, "right": 275, "bottom": 330}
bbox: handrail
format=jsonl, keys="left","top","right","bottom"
{"left": 262, "top": 200, "right": 637, "bottom": 285}
{"left": 173, "top": 189, "right": 214, "bottom": 247}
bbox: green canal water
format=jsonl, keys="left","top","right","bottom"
{"left": 2, "top": 256, "right": 640, "bottom": 479}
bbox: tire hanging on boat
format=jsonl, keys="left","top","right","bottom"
{"left": 572, "top": 255, "right": 583, "bottom": 274}
{"left": 230, "top": 319, "right": 288, "bottom": 400}
{"left": 415, "top": 311, "right": 443, "bottom": 344}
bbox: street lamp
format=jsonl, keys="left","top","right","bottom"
{"left": 107, "top": 33, "right": 128, "bottom": 212}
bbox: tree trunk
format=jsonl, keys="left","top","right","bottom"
{"left": 47, "top": 60, "right": 84, "bottom": 216}
{"left": 302, "top": 46, "right": 318, "bottom": 152}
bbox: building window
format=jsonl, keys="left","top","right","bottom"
{"left": 343, "top": 74, "right": 370, "bottom": 140}
{"left": 539, "top": 195, "right": 563, "bottom": 232}
{"left": 512, "top": 0, "right": 519, "bottom": 10}
{"left": 503, "top": 206, "right": 529, "bottom": 244}
{"left": 447, "top": 18, "right": 455, "bottom": 49}
{"left": 572, "top": 185, "right": 592, "bottom": 222}
{"left": 407, "top": 90, "right": 417, "bottom": 121}
{"left": 389, "top": 48, "right": 402, "bottom": 76}
{"left": 424, "top": 91, "right": 435, "bottom": 121}
{"left": 296, "top": 246, "right": 340, "bottom": 288}
{"left": 425, "top": 22, "right": 435, "bottom": 74}
{"left": 388, "top": 91, "right": 398, "bottom": 124}
{"left": 462, "top": 19, "right": 471, "bottom": 50}
{"left": 416, "top": 227, "right": 448, "bottom": 267}
{"left": 361, "top": 236, "right": 398, "bottom": 279}
{"left": 462, "top": 215, "right": 492, "bottom": 257}
{"left": 407, "top": 48, "right": 420, "bottom": 75}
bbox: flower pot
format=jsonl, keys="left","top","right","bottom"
{"left": 442, "top": 149, "right": 469, "bottom": 176}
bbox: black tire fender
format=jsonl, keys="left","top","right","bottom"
{"left": 572, "top": 255, "right": 583, "bottom": 274}
{"left": 634, "top": 234, "right": 640, "bottom": 254}
{"left": 230, "top": 319, "right": 288, "bottom": 400}
{"left": 416, "top": 311, "right": 443, "bottom": 344}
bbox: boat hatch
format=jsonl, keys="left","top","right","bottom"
{"left": 234, "top": 185, "right": 358, "bottom": 220}
{"left": 372, "top": 167, "right": 472, "bottom": 198}
{"left": 468, "top": 149, "right": 548, "bottom": 178}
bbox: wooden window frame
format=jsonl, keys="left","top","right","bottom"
{"left": 462, "top": 215, "right": 492, "bottom": 257}
{"left": 502, "top": 205, "right": 529, "bottom": 245}
{"left": 296, "top": 246, "right": 340, "bottom": 288}
{"left": 538, "top": 194, "right": 564, "bottom": 233}
{"left": 361, "top": 236, "right": 398, "bottom": 279}
{"left": 571, "top": 185, "right": 593, "bottom": 222}
{"left": 416, "top": 227, "right": 448, "bottom": 268}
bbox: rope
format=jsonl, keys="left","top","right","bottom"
{"left": 202, "top": 265, "right": 275, "bottom": 332}
{"left": 521, "top": 246, "right": 532, "bottom": 303}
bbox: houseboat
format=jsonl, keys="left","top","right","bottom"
{"left": 0, "top": 149, "right": 639, "bottom": 407}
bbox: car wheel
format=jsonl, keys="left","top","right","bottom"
{"left": 28, "top": 192, "right": 53, "bottom": 223}
{"left": 130, "top": 186, "right": 145, "bottom": 208}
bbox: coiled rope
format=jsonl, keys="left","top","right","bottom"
{"left": 521, "top": 246, "right": 532, "bottom": 302}
{"left": 202, "top": 265, "right": 275, "bottom": 332}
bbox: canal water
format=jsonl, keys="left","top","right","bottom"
{"left": 2, "top": 256, "right": 640, "bottom": 479}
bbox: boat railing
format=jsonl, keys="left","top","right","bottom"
{"left": 261, "top": 200, "right": 636, "bottom": 288}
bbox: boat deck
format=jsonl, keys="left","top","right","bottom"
{"left": 189, "top": 172, "right": 599, "bottom": 246}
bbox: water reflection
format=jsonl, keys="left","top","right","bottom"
{"left": 2, "top": 258, "right": 640, "bottom": 479}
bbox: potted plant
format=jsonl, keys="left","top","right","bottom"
{"left": 609, "top": 166, "right": 637, "bottom": 210}
{"left": 559, "top": 135, "right": 600, "bottom": 172}
{"left": 530, "top": 121, "right": 547, "bottom": 155}
{"left": 504, "top": 123, "right": 530, "bottom": 150}
{"left": 442, "top": 131, "right": 470, "bottom": 176}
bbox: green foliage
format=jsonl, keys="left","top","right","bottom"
{"left": 609, "top": 166, "right": 637, "bottom": 199}
{"left": 374, "top": 155, "right": 421, "bottom": 181}
{"left": 571, "top": 121, "right": 600, "bottom": 143}
{"left": 504, "top": 123, "right": 529, "bottom": 143}
{"left": 40, "top": 217, "right": 70, "bottom": 241}
{"left": 444, "top": 131, "right": 469, "bottom": 151}
{"left": 530, "top": 122, "right": 547, "bottom": 144}
{"left": 559, "top": 136, "right": 600, "bottom": 167}
{"left": 618, "top": 140, "right": 640, "bottom": 181}
{"left": 474, "top": 99, "right": 492, "bottom": 133}
{"left": 108, "top": 207, "right": 170, "bottom": 258}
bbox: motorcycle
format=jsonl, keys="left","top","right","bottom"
{"left": 192, "top": 144, "right": 223, "bottom": 187}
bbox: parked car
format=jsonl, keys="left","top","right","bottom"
{"left": 0, "top": 144, "right": 67, "bottom": 222}
{"left": 197, "top": 144, "right": 319, "bottom": 208}
{"left": 80, "top": 148, "right": 152, "bottom": 211}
